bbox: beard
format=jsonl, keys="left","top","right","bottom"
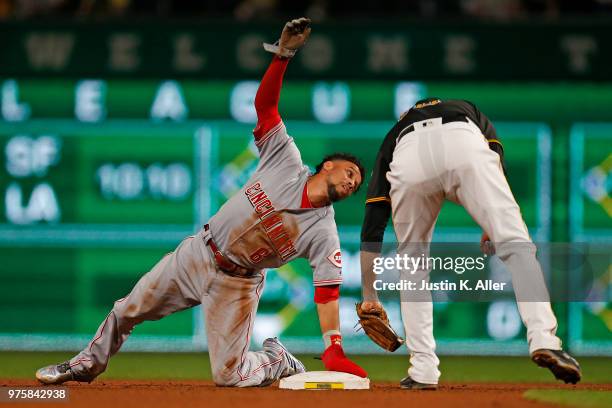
{"left": 326, "top": 180, "right": 342, "bottom": 203}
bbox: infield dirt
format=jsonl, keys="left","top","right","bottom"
{"left": 2, "top": 379, "right": 611, "bottom": 408}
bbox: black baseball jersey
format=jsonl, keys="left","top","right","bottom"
{"left": 360, "top": 98, "right": 506, "bottom": 251}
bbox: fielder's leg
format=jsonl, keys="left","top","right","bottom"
{"left": 37, "top": 235, "right": 211, "bottom": 384}
{"left": 202, "top": 267, "right": 304, "bottom": 387}
{"left": 444, "top": 128, "right": 562, "bottom": 353}
{"left": 388, "top": 130, "right": 444, "bottom": 386}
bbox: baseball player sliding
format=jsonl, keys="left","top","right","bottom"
{"left": 37, "top": 17, "right": 367, "bottom": 387}
{"left": 358, "top": 98, "right": 581, "bottom": 389}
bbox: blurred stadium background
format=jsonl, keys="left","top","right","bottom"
{"left": 0, "top": 0, "right": 610, "bottom": 363}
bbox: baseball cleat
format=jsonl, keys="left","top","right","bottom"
{"left": 400, "top": 377, "right": 438, "bottom": 391}
{"left": 531, "top": 349, "right": 581, "bottom": 384}
{"left": 399, "top": 376, "right": 438, "bottom": 390}
{"left": 263, "top": 337, "right": 306, "bottom": 377}
{"left": 36, "top": 361, "right": 75, "bottom": 385}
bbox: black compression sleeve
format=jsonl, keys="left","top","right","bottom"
{"left": 360, "top": 201, "right": 392, "bottom": 253}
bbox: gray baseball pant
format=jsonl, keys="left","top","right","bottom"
{"left": 68, "top": 231, "right": 290, "bottom": 387}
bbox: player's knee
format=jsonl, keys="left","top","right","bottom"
{"left": 112, "top": 296, "right": 140, "bottom": 317}
{"left": 111, "top": 300, "right": 145, "bottom": 327}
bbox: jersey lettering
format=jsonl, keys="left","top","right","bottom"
{"left": 255, "top": 199, "right": 272, "bottom": 213}
{"left": 244, "top": 181, "right": 298, "bottom": 261}
{"left": 245, "top": 183, "right": 261, "bottom": 196}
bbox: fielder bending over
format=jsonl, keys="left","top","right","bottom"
{"left": 359, "top": 98, "right": 581, "bottom": 389}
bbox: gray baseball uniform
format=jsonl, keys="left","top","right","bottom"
{"left": 68, "top": 122, "right": 343, "bottom": 386}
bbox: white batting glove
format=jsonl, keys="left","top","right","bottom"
{"left": 263, "top": 17, "right": 312, "bottom": 58}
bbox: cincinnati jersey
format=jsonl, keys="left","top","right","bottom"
{"left": 208, "top": 122, "right": 343, "bottom": 286}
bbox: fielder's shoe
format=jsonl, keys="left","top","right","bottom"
{"left": 531, "top": 349, "right": 581, "bottom": 384}
{"left": 400, "top": 376, "right": 438, "bottom": 390}
{"left": 263, "top": 337, "right": 306, "bottom": 377}
{"left": 36, "top": 361, "right": 75, "bottom": 385}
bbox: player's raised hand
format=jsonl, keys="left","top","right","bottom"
{"left": 263, "top": 17, "right": 311, "bottom": 58}
{"left": 279, "top": 17, "right": 311, "bottom": 54}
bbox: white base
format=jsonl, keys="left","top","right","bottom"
{"left": 279, "top": 371, "right": 370, "bottom": 390}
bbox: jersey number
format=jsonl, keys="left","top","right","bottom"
{"left": 249, "top": 248, "right": 271, "bottom": 264}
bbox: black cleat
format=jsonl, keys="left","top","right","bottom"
{"left": 531, "top": 349, "right": 581, "bottom": 384}
{"left": 400, "top": 376, "right": 438, "bottom": 390}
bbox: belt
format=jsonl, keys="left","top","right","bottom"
{"left": 203, "top": 224, "right": 255, "bottom": 277}
{"left": 397, "top": 116, "right": 469, "bottom": 143}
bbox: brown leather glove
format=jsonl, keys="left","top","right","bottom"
{"left": 356, "top": 302, "right": 404, "bottom": 352}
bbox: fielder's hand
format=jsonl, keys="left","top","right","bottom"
{"left": 360, "top": 301, "right": 383, "bottom": 314}
{"left": 480, "top": 232, "right": 495, "bottom": 255}
{"left": 263, "top": 17, "right": 311, "bottom": 58}
{"left": 356, "top": 302, "right": 404, "bottom": 352}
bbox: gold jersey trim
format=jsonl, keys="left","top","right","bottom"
{"left": 414, "top": 99, "right": 441, "bottom": 109}
{"left": 365, "top": 196, "right": 391, "bottom": 204}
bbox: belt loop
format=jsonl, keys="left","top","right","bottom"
{"left": 201, "top": 224, "right": 212, "bottom": 244}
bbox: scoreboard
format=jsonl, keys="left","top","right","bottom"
{"left": 568, "top": 124, "right": 612, "bottom": 355}
{"left": 0, "top": 78, "right": 609, "bottom": 355}
{"left": 0, "top": 121, "right": 205, "bottom": 244}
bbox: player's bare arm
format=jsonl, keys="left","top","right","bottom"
{"left": 316, "top": 299, "right": 340, "bottom": 333}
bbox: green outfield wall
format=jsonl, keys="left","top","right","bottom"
{"left": 0, "top": 79, "right": 610, "bottom": 355}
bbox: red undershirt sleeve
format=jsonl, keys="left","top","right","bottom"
{"left": 253, "top": 56, "right": 290, "bottom": 141}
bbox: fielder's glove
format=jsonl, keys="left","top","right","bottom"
{"left": 263, "top": 17, "right": 312, "bottom": 58}
{"left": 356, "top": 302, "right": 404, "bottom": 352}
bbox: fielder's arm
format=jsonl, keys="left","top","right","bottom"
{"left": 359, "top": 122, "right": 397, "bottom": 306}
{"left": 468, "top": 101, "right": 508, "bottom": 176}
{"left": 468, "top": 102, "right": 505, "bottom": 251}
{"left": 360, "top": 202, "right": 391, "bottom": 304}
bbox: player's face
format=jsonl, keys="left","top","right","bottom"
{"left": 325, "top": 160, "right": 362, "bottom": 202}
